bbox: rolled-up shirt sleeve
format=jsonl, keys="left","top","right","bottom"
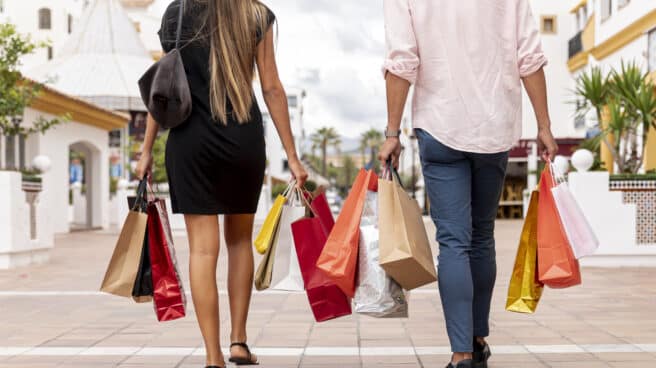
{"left": 516, "top": 0, "right": 547, "bottom": 77}
{"left": 382, "top": 0, "right": 419, "bottom": 84}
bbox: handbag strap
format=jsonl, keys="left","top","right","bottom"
{"left": 174, "top": 0, "right": 186, "bottom": 50}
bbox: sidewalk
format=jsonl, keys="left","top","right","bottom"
{"left": 0, "top": 220, "right": 655, "bottom": 367}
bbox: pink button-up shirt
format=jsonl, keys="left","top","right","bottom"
{"left": 383, "top": 0, "right": 547, "bottom": 153}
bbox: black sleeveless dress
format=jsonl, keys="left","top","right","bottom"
{"left": 158, "top": 1, "right": 275, "bottom": 214}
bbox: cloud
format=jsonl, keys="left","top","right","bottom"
{"left": 266, "top": 0, "right": 387, "bottom": 137}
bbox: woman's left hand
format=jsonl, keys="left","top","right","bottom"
{"left": 289, "top": 158, "right": 309, "bottom": 189}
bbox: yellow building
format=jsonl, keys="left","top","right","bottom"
{"left": 567, "top": 0, "right": 656, "bottom": 172}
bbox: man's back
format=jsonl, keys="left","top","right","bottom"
{"left": 384, "top": 0, "right": 546, "bottom": 153}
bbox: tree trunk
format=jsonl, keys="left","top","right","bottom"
{"left": 321, "top": 142, "right": 327, "bottom": 177}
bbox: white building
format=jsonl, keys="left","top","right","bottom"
{"left": 259, "top": 87, "right": 307, "bottom": 181}
{"left": 120, "top": 0, "right": 171, "bottom": 59}
{"left": 0, "top": 83, "right": 127, "bottom": 268}
{"left": 522, "top": 0, "right": 582, "bottom": 140}
{"left": 0, "top": 0, "right": 87, "bottom": 71}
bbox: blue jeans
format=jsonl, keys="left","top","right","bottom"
{"left": 416, "top": 129, "right": 509, "bottom": 353}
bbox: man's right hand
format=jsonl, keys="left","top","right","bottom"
{"left": 135, "top": 151, "right": 153, "bottom": 180}
{"left": 378, "top": 137, "right": 403, "bottom": 169}
{"left": 537, "top": 127, "right": 558, "bottom": 162}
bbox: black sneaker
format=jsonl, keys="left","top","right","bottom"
{"left": 446, "top": 359, "right": 473, "bottom": 368}
{"left": 473, "top": 339, "right": 492, "bottom": 368}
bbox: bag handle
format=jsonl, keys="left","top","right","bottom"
{"left": 174, "top": 0, "right": 186, "bottom": 50}
{"left": 548, "top": 160, "right": 566, "bottom": 185}
{"left": 296, "top": 187, "right": 321, "bottom": 218}
{"left": 132, "top": 177, "right": 149, "bottom": 212}
{"left": 384, "top": 158, "right": 405, "bottom": 189}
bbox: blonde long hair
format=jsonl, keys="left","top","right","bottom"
{"left": 205, "top": 0, "right": 269, "bottom": 124}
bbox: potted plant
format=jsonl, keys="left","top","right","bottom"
{"left": 575, "top": 62, "right": 656, "bottom": 175}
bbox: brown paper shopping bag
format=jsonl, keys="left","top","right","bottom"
{"left": 506, "top": 191, "right": 543, "bottom": 313}
{"left": 100, "top": 180, "right": 149, "bottom": 297}
{"left": 378, "top": 169, "right": 437, "bottom": 290}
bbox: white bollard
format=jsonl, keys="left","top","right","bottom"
{"left": 116, "top": 179, "right": 130, "bottom": 227}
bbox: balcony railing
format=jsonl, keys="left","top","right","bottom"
{"left": 569, "top": 31, "right": 583, "bottom": 59}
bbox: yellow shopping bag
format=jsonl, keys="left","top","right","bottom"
{"left": 506, "top": 191, "right": 544, "bottom": 314}
{"left": 254, "top": 187, "right": 290, "bottom": 254}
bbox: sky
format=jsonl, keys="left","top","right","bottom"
{"left": 265, "top": 0, "right": 389, "bottom": 139}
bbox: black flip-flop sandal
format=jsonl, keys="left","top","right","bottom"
{"left": 228, "top": 342, "right": 259, "bottom": 366}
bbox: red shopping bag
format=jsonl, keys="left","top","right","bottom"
{"left": 292, "top": 193, "right": 351, "bottom": 322}
{"left": 316, "top": 169, "right": 377, "bottom": 297}
{"left": 148, "top": 199, "right": 187, "bottom": 322}
{"left": 537, "top": 165, "right": 582, "bottom": 289}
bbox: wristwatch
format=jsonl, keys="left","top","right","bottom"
{"left": 385, "top": 128, "right": 402, "bottom": 138}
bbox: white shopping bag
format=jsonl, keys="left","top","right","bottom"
{"left": 550, "top": 164, "right": 599, "bottom": 259}
{"left": 354, "top": 191, "right": 408, "bottom": 318}
{"left": 269, "top": 190, "right": 306, "bottom": 291}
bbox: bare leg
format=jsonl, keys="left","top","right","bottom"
{"left": 185, "top": 215, "right": 224, "bottom": 367}
{"left": 224, "top": 214, "right": 258, "bottom": 363}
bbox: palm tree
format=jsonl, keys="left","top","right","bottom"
{"left": 310, "top": 127, "right": 341, "bottom": 177}
{"left": 360, "top": 128, "right": 384, "bottom": 166}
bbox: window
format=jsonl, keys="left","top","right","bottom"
{"left": 38, "top": 8, "right": 52, "bottom": 30}
{"left": 600, "top": 0, "right": 612, "bottom": 21}
{"left": 287, "top": 95, "right": 298, "bottom": 108}
{"left": 47, "top": 46, "right": 53, "bottom": 60}
{"left": 649, "top": 29, "right": 656, "bottom": 72}
{"left": 67, "top": 14, "right": 73, "bottom": 34}
{"left": 540, "top": 16, "right": 557, "bottom": 34}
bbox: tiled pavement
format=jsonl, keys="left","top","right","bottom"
{"left": 1, "top": 220, "right": 655, "bottom": 367}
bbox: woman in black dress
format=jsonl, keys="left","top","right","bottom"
{"left": 136, "top": 1, "right": 307, "bottom": 367}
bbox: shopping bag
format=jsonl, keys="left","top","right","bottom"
{"left": 148, "top": 199, "right": 187, "bottom": 322}
{"left": 100, "top": 179, "right": 149, "bottom": 297}
{"left": 550, "top": 166, "right": 599, "bottom": 259}
{"left": 127, "top": 195, "right": 153, "bottom": 303}
{"left": 254, "top": 184, "right": 299, "bottom": 291}
{"left": 378, "top": 168, "right": 437, "bottom": 290}
{"left": 317, "top": 169, "right": 376, "bottom": 297}
{"left": 254, "top": 238, "right": 275, "bottom": 291}
{"left": 537, "top": 164, "right": 582, "bottom": 289}
{"left": 254, "top": 193, "right": 287, "bottom": 254}
{"left": 269, "top": 189, "right": 306, "bottom": 291}
{"left": 291, "top": 193, "right": 352, "bottom": 322}
{"left": 506, "top": 191, "right": 543, "bottom": 314}
{"left": 354, "top": 191, "right": 408, "bottom": 318}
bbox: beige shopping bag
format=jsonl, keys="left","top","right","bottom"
{"left": 378, "top": 172, "right": 437, "bottom": 290}
{"left": 100, "top": 209, "right": 148, "bottom": 297}
{"left": 254, "top": 221, "right": 278, "bottom": 291}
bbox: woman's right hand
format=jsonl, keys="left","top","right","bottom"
{"left": 289, "top": 157, "right": 309, "bottom": 189}
{"left": 135, "top": 151, "right": 153, "bottom": 180}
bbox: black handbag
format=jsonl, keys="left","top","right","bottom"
{"left": 129, "top": 179, "right": 154, "bottom": 303}
{"left": 138, "top": 0, "right": 192, "bottom": 130}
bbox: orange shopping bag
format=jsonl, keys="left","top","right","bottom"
{"left": 537, "top": 164, "right": 582, "bottom": 289}
{"left": 316, "top": 169, "right": 376, "bottom": 297}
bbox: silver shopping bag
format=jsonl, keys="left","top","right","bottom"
{"left": 354, "top": 191, "right": 408, "bottom": 318}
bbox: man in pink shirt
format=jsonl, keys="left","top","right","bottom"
{"left": 378, "top": 1, "right": 558, "bottom": 367}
